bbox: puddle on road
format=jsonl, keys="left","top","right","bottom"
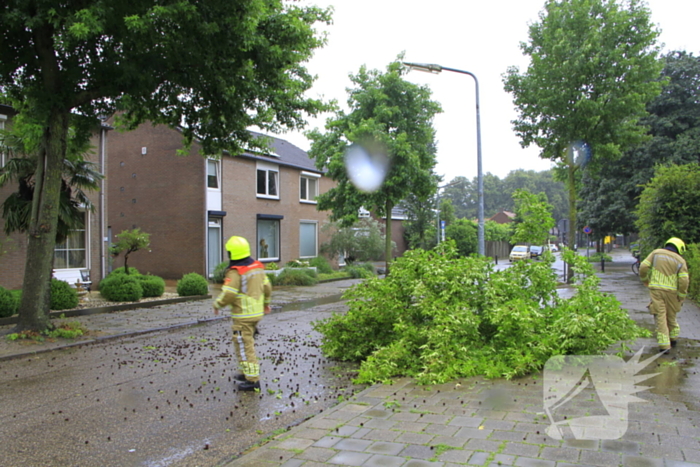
{"left": 271, "top": 293, "right": 346, "bottom": 313}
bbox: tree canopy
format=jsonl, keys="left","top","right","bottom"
{"left": 441, "top": 169, "right": 567, "bottom": 222}
{"left": 0, "top": 0, "right": 331, "bottom": 331}
{"left": 578, "top": 51, "right": 700, "bottom": 238}
{"left": 503, "top": 0, "right": 663, "bottom": 276}
{"left": 307, "top": 59, "right": 441, "bottom": 268}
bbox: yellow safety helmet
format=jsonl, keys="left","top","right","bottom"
{"left": 225, "top": 236, "right": 251, "bottom": 260}
{"left": 665, "top": 237, "right": 686, "bottom": 255}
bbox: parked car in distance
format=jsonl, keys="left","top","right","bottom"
{"left": 509, "top": 245, "right": 530, "bottom": 262}
{"left": 548, "top": 243, "right": 559, "bottom": 252}
{"left": 530, "top": 245, "right": 544, "bottom": 258}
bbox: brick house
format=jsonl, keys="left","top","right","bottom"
{"left": 0, "top": 106, "right": 110, "bottom": 290}
{"left": 106, "top": 121, "right": 333, "bottom": 280}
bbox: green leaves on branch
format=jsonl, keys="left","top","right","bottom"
{"left": 635, "top": 162, "right": 700, "bottom": 254}
{"left": 313, "top": 242, "right": 647, "bottom": 384}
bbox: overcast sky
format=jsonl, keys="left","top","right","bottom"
{"left": 280, "top": 0, "right": 699, "bottom": 182}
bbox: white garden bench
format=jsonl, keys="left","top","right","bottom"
{"left": 53, "top": 269, "right": 92, "bottom": 292}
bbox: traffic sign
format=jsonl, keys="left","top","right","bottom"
{"left": 583, "top": 226, "right": 592, "bottom": 234}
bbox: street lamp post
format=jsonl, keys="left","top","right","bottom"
{"left": 403, "top": 61, "right": 485, "bottom": 256}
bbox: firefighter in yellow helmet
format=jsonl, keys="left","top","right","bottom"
{"left": 213, "top": 236, "right": 272, "bottom": 391}
{"left": 639, "top": 237, "right": 689, "bottom": 352}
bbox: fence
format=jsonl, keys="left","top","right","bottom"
{"left": 485, "top": 241, "right": 511, "bottom": 260}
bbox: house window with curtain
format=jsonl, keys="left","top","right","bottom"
{"left": 257, "top": 216, "right": 281, "bottom": 261}
{"left": 207, "top": 159, "right": 220, "bottom": 189}
{"left": 256, "top": 161, "right": 279, "bottom": 199}
{"left": 299, "top": 171, "right": 320, "bottom": 203}
{"left": 299, "top": 221, "right": 317, "bottom": 258}
{"left": 54, "top": 211, "right": 87, "bottom": 269}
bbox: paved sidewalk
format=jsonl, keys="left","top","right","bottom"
{"left": 224, "top": 248, "right": 700, "bottom": 467}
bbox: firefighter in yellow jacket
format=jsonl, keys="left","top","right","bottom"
{"left": 639, "top": 237, "right": 689, "bottom": 352}
{"left": 213, "top": 236, "right": 272, "bottom": 391}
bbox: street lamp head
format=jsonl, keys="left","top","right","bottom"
{"left": 402, "top": 61, "right": 443, "bottom": 74}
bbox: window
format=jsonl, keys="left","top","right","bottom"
{"left": 256, "top": 162, "right": 279, "bottom": 198}
{"left": 257, "top": 218, "right": 280, "bottom": 260}
{"left": 299, "top": 222, "right": 317, "bottom": 258}
{"left": 54, "top": 211, "right": 87, "bottom": 269}
{"left": 207, "top": 218, "right": 222, "bottom": 278}
{"left": 207, "top": 159, "right": 220, "bottom": 189}
{"left": 300, "top": 171, "right": 319, "bottom": 203}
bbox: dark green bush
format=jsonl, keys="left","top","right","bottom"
{"left": 177, "top": 273, "right": 209, "bottom": 296}
{"left": 99, "top": 274, "right": 143, "bottom": 302}
{"left": 138, "top": 275, "right": 165, "bottom": 298}
{"left": 0, "top": 287, "right": 19, "bottom": 318}
{"left": 50, "top": 279, "right": 80, "bottom": 310}
{"left": 109, "top": 266, "right": 141, "bottom": 276}
{"left": 274, "top": 269, "right": 318, "bottom": 286}
{"left": 309, "top": 256, "right": 333, "bottom": 274}
{"left": 686, "top": 243, "right": 700, "bottom": 301}
{"left": 212, "top": 261, "right": 229, "bottom": 284}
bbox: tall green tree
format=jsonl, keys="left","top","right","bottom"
{"left": 0, "top": 0, "right": 331, "bottom": 332}
{"left": 400, "top": 190, "right": 438, "bottom": 251}
{"left": 307, "top": 59, "right": 441, "bottom": 270}
{"left": 511, "top": 189, "right": 555, "bottom": 246}
{"left": 578, "top": 51, "right": 700, "bottom": 237}
{"left": 503, "top": 0, "right": 664, "bottom": 260}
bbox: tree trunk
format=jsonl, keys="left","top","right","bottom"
{"left": 567, "top": 162, "right": 576, "bottom": 284}
{"left": 15, "top": 110, "right": 69, "bottom": 332}
{"left": 385, "top": 199, "right": 393, "bottom": 274}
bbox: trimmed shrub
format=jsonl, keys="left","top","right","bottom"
{"left": 0, "top": 287, "right": 20, "bottom": 318}
{"left": 99, "top": 274, "right": 143, "bottom": 302}
{"left": 50, "top": 279, "right": 79, "bottom": 310}
{"left": 138, "top": 275, "right": 165, "bottom": 298}
{"left": 212, "top": 261, "right": 229, "bottom": 284}
{"left": 309, "top": 256, "right": 333, "bottom": 274}
{"left": 177, "top": 273, "right": 209, "bottom": 296}
{"left": 109, "top": 266, "right": 141, "bottom": 276}
{"left": 274, "top": 268, "right": 318, "bottom": 286}
{"left": 264, "top": 261, "right": 280, "bottom": 270}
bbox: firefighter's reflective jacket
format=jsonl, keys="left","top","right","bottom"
{"left": 214, "top": 261, "right": 272, "bottom": 317}
{"left": 640, "top": 248, "right": 689, "bottom": 299}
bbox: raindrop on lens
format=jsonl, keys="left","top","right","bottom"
{"left": 344, "top": 143, "right": 389, "bottom": 193}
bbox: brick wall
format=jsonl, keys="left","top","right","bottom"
{"left": 107, "top": 121, "right": 206, "bottom": 280}
{"left": 220, "top": 154, "right": 334, "bottom": 266}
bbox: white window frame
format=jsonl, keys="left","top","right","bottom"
{"left": 54, "top": 210, "right": 89, "bottom": 270}
{"left": 299, "top": 171, "right": 320, "bottom": 204}
{"left": 299, "top": 221, "right": 318, "bottom": 258}
{"left": 206, "top": 159, "right": 220, "bottom": 190}
{"left": 207, "top": 218, "right": 222, "bottom": 278}
{"left": 256, "top": 161, "right": 279, "bottom": 200}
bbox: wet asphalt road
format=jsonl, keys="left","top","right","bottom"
{"left": 0, "top": 301, "right": 365, "bottom": 467}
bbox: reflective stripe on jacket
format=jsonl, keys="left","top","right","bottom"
{"left": 213, "top": 261, "right": 272, "bottom": 317}
{"left": 639, "top": 248, "right": 689, "bottom": 298}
